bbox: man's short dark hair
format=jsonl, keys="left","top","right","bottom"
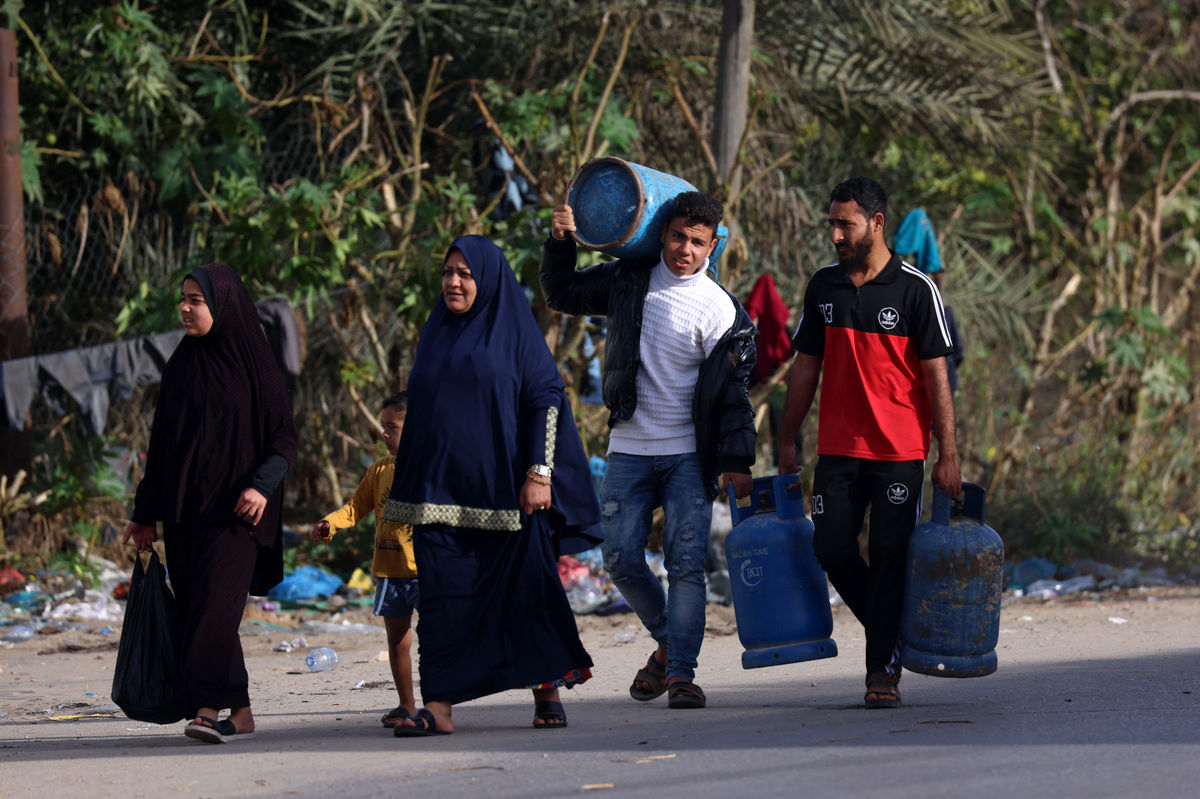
{"left": 382, "top": 391, "right": 408, "bottom": 414}
{"left": 830, "top": 177, "right": 888, "bottom": 224}
{"left": 668, "top": 191, "right": 723, "bottom": 234}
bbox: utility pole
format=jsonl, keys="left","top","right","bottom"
{"left": 0, "top": 28, "right": 31, "bottom": 477}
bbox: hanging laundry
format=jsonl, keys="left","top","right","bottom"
{"left": 743, "top": 273, "right": 791, "bottom": 387}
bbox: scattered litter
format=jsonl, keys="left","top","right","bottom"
{"left": 48, "top": 591, "right": 122, "bottom": 621}
{"left": 2, "top": 625, "right": 35, "bottom": 643}
{"left": 36, "top": 642, "right": 119, "bottom": 655}
{"left": 581, "top": 784, "right": 614, "bottom": 791}
{"left": 273, "top": 637, "right": 308, "bottom": 653}
{"left": 306, "top": 647, "right": 338, "bottom": 671}
{"left": 351, "top": 680, "right": 367, "bottom": 690}
{"left": 45, "top": 703, "right": 121, "bottom": 721}
{"left": 298, "top": 620, "right": 381, "bottom": 635}
{"left": 346, "top": 568, "right": 375, "bottom": 594}
{"left": 613, "top": 632, "right": 636, "bottom": 644}
{"left": 268, "top": 565, "right": 344, "bottom": 601}
{"left": 1107, "top": 617, "right": 1128, "bottom": 624}
{"left": 1023, "top": 575, "right": 1096, "bottom": 599}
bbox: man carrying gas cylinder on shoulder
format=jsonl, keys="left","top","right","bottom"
{"left": 778, "top": 176, "right": 962, "bottom": 709}
{"left": 539, "top": 190, "right": 757, "bottom": 710}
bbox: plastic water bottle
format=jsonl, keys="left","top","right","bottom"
{"left": 305, "top": 647, "right": 338, "bottom": 672}
{"left": 1, "top": 624, "right": 35, "bottom": 643}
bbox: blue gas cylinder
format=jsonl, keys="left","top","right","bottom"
{"left": 725, "top": 475, "right": 837, "bottom": 669}
{"left": 900, "top": 482, "right": 1004, "bottom": 677}
{"left": 566, "top": 156, "right": 729, "bottom": 264}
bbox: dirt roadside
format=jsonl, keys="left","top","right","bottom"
{"left": 3, "top": 585, "right": 1196, "bottom": 718}
{"left": 1, "top": 586, "right": 1198, "bottom": 797}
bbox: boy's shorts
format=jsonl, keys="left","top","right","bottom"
{"left": 373, "top": 576, "right": 419, "bottom": 618}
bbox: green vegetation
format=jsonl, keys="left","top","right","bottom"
{"left": 7, "top": 0, "right": 1199, "bottom": 574}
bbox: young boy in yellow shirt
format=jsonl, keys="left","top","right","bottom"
{"left": 311, "top": 392, "right": 417, "bottom": 728}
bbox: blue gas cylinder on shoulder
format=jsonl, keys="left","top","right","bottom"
{"left": 566, "top": 156, "right": 729, "bottom": 264}
{"left": 900, "top": 482, "right": 1004, "bottom": 677}
{"left": 725, "top": 475, "right": 837, "bottom": 669}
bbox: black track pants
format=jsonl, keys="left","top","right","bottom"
{"left": 810, "top": 455, "right": 924, "bottom": 676}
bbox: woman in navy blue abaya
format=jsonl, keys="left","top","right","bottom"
{"left": 384, "top": 235, "right": 602, "bottom": 736}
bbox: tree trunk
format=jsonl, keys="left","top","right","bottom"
{"left": 712, "top": 0, "right": 754, "bottom": 198}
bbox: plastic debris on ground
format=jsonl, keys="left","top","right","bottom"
{"left": 273, "top": 636, "right": 308, "bottom": 652}
{"left": 305, "top": 647, "right": 339, "bottom": 671}
{"left": 346, "top": 568, "right": 375, "bottom": 593}
{"left": 1007, "top": 557, "right": 1058, "bottom": 589}
{"left": 297, "top": 619, "right": 381, "bottom": 635}
{"left": 1006, "top": 557, "right": 1194, "bottom": 597}
{"left": 1022, "top": 575, "right": 1097, "bottom": 599}
{"left": 267, "top": 565, "right": 345, "bottom": 601}
{"left": 2, "top": 624, "right": 35, "bottom": 643}
{"left": 558, "top": 499, "right": 791, "bottom": 614}
{"left": 48, "top": 590, "right": 123, "bottom": 621}
{"left": 560, "top": 549, "right": 617, "bottom": 615}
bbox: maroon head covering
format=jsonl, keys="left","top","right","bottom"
{"left": 133, "top": 264, "right": 297, "bottom": 558}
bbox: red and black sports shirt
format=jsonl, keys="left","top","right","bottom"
{"left": 791, "top": 252, "right": 956, "bottom": 461}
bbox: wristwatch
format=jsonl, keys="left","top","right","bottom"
{"left": 527, "top": 464, "right": 553, "bottom": 479}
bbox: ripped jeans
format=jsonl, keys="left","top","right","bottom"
{"left": 600, "top": 452, "right": 712, "bottom": 683}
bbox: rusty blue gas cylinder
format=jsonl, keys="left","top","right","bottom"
{"left": 566, "top": 156, "right": 729, "bottom": 264}
{"left": 900, "top": 482, "right": 1004, "bottom": 677}
{"left": 726, "top": 475, "right": 837, "bottom": 669}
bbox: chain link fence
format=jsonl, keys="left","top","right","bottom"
{"left": 5, "top": 126, "right": 417, "bottom": 516}
{"left": 18, "top": 125, "right": 347, "bottom": 353}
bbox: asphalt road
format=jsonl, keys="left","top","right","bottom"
{"left": 1, "top": 591, "right": 1197, "bottom": 798}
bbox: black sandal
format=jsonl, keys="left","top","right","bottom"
{"left": 532, "top": 700, "right": 567, "bottom": 729}
{"left": 864, "top": 671, "right": 901, "bottom": 709}
{"left": 381, "top": 706, "right": 412, "bottom": 728}
{"left": 393, "top": 708, "right": 452, "bottom": 737}
{"left": 629, "top": 652, "right": 668, "bottom": 701}
{"left": 667, "top": 680, "right": 706, "bottom": 709}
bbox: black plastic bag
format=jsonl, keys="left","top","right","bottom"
{"left": 111, "top": 549, "right": 187, "bottom": 724}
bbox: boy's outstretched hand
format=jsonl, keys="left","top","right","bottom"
{"left": 311, "top": 519, "right": 331, "bottom": 544}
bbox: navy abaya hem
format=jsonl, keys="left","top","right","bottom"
{"left": 414, "top": 515, "right": 593, "bottom": 705}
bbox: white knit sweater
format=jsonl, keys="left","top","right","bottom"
{"left": 608, "top": 259, "right": 735, "bottom": 457}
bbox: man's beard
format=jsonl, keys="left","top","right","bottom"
{"left": 837, "top": 236, "right": 872, "bottom": 269}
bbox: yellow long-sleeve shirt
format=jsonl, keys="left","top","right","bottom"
{"left": 319, "top": 456, "right": 416, "bottom": 578}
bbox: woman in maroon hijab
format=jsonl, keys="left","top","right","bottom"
{"left": 123, "top": 264, "right": 297, "bottom": 744}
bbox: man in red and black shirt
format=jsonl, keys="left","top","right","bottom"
{"left": 779, "top": 176, "right": 961, "bottom": 709}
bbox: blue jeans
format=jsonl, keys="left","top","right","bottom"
{"left": 600, "top": 452, "right": 712, "bottom": 682}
